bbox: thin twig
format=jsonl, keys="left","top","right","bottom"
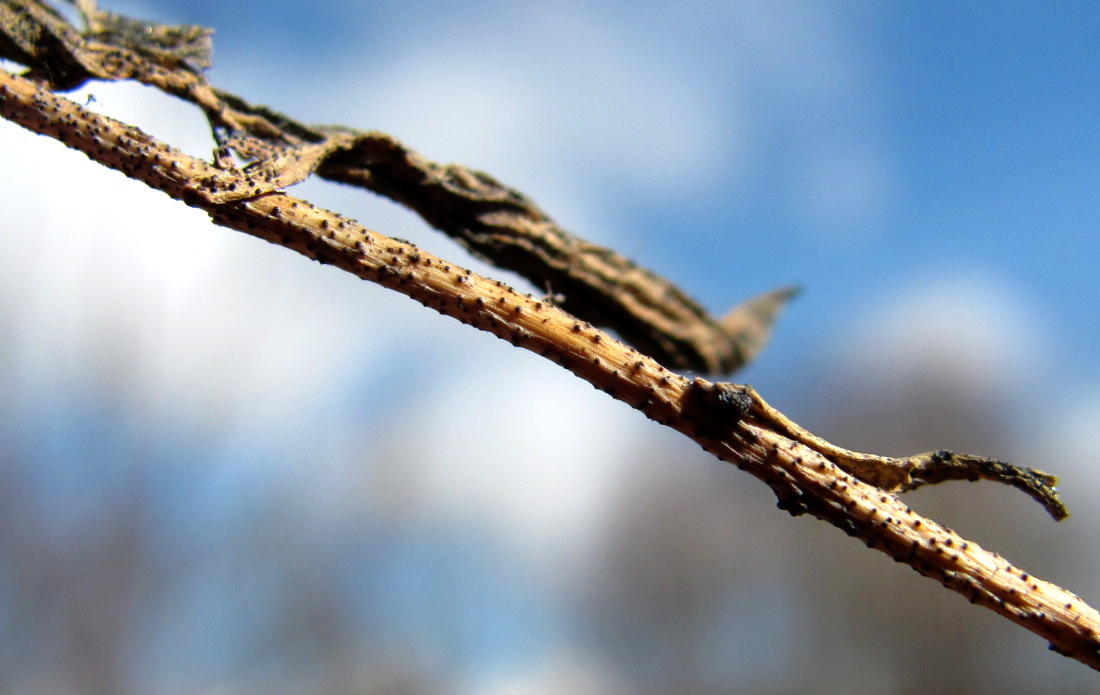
{"left": 0, "top": 0, "right": 1096, "bottom": 673}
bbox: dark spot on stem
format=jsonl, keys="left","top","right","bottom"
{"left": 683, "top": 378, "right": 751, "bottom": 439}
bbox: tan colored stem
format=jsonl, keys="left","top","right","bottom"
{"left": 1, "top": 65, "right": 1096, "bottom": 670}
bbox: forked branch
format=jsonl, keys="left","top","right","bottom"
{"left": 1, "top": 0, "right": 1096, "bottom": 673}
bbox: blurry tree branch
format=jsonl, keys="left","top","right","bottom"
{"left": 2, "top": 0, "right": 1097, "bottom": 674}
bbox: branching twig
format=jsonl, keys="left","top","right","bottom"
{"left": 1, "top": 0, "right": 1096, "bottom": 673}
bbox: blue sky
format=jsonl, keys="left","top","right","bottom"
{"left": 1, "top": 1, "right": 1099, "bottom": 692}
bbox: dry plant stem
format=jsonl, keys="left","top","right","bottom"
{"left": 1, "top": 0, "right": 1063, "bottom": 516}
{"left": 2, "top": 66, "right": 1098, "bottom": 671}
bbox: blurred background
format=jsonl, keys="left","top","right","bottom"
{"left": 1, "top": 1, "right": 1098, "bottom": 693}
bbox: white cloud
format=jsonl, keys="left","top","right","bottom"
{"left": 331, "top": 1, "right": 733, "bottom": 239}
{"left": 703, "top": 2, "right": 892, "bottom": 232}
{"left": 387, "top": 352, "right": 647, "bottom": 573}
{"left": 721, "top": 2, "right": 862, "bottom": 102}
{"left": 0, "top": 84, "right": 400, "bottom": 447}
{"left": 476, "top": 648, "right": 628, "bottom": 695}
{"left": 801, "top": 143, "right": 892, "bottom": 232}
{"left": 834, "top": 272, "right": 1046, "bottom": 396}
